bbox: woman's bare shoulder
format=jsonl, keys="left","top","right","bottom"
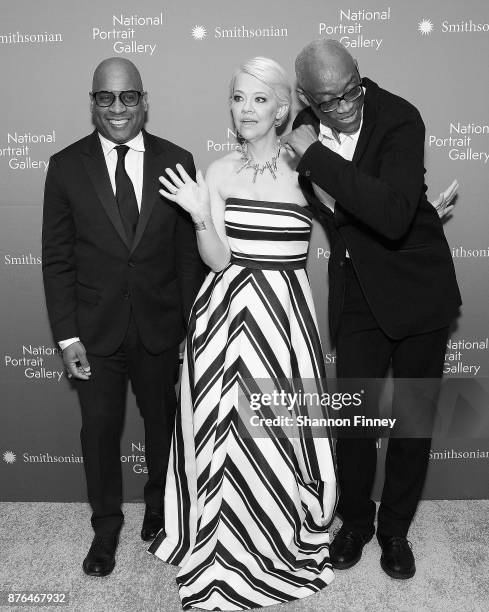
{"left": 206, "top": 150, "right": 241, "bottom": 177}
{"left": 279, "top": 147, "right": 300, "bottom": 172}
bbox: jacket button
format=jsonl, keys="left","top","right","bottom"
{"left": 128, "top": 261, "right": 135, "bottom": 268}
{"left": 305, "top": 170, "right": 311, "bottom": 177}
{"left": 123, "top": 291, "right": 130, "bottom": 299}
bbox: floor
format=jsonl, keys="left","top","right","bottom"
{"left": 1, "top": 501, "right": 488, "bottom": 612}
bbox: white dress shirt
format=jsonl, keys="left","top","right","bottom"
{"left": 313, "top": 112, "right": 364, "bottom": 213}
{"left": 98, "top": 131, "right": 145, "bottom": 209}
{"left": 58, "top": 131, "right": 145, "bottom": 351}
{"left": 313, "top": 104, "right": 364, "bottom": 258}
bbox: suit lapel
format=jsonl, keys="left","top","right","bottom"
{"left": 131, "top": 131, "right": 165, "bottom": 254}
{"left": 352, "top": 78, "right": 378, "bottom": 164}
{"left": 302, "top": 79, "right": 378, "bottom": 219}
{"left": 81, "top": 132, "right": 131, "bottom": 249}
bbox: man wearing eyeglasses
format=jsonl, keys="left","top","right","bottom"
{"left": 42, "top": 57, "right": 204, "bottom": 576}
{"left": 283, "top": 39, "right": 461, "bottom": 580}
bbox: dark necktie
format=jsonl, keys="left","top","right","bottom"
{"left": 115, "top": 145, "right": 139, "bottom": 244}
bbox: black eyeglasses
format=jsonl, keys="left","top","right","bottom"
{"left": 90, "top": 90, "right": 144, "bottom": 108}
{"left": 305, "top": 74, "right": 363, "bottom": 113}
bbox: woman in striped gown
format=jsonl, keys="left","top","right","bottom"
{"left": 148, "top": 56, "right": 338, "bottom": 610}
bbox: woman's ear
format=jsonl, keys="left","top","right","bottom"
{"left": 275, "top": 104, "right": 289, "bottom": 126}
{"left": 296, "top": 88, "right": 309, "bottom": 107}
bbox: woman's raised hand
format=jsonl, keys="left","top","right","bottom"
{"left": 159, "top": 164, "right": 211, "bottom": 221}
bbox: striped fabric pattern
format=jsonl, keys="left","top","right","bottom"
{"left": 149, "top": 199, "right": 337, "bottom": 610}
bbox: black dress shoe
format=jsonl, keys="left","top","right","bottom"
{"left": 141, "top": 507, "right": 164, "bottom": 541}
{"left": 82, "top": 534, "right": 119, "bottom": 577}
{"left": 378, "top": 534, "right": 416, "bottom": 579}
{"left": 330, "top": 527, "right": 374, "bottom": 569}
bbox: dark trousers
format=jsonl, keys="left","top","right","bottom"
{"left": 75, "top": 314, "right": 179, "bottom": 536}
{"left": 335, "top": 260, "right": 448, "bottom": 537}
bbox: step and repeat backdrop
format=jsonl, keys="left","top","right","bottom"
{"left": 1, "top": 0, "right": 488, "bottom": 502}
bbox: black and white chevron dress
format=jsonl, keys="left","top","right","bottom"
{"left": 149, "top": 199, "right": 337, "bottom": 610}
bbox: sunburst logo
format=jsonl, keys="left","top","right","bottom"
{"left": 191, "top": 25, "right": 207, "bottom": 40}
{"left": 3, "top": 450, "right": 16, "bottom": 464}
{"left": 418, "top": 18, "right": 434, "bottom": 35}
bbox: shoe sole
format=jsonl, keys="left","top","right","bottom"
{"left": 332, "top": 557, "right": 362, "bottom": 570}
{"left": 83, "top": 563, "right": 115, "bottom": 577}
{"left": 141, "top": 526, "right": 165, "bottom": 542}
{"left": 141, "top": 533, "right": 158, "bottom": 542}
{"left": 380, "top": 558, "right": 416, "bottom": 579}
{"left": 331, "top": 533, "right": 374, "bottom": 570}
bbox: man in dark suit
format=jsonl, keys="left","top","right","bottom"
{"left": 283, "top": 39, "right": 461, "bottom": 579}
{"left": 42, "top": 58, "right": 204, "bottom": 576}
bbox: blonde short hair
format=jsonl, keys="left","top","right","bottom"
{"left": 229, "top": 57, "right": 291, "bottom": 126}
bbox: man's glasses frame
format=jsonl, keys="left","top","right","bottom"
{"left": 90, "top": 90, "right": 144, "bottom": 108}
{"left": 304, "top": 72, "right": 363, "bottom": 113}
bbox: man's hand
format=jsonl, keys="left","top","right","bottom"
{"left": 431, "top": 179, "right": 458, "bottom": 220}
{"left": 281, "top": 125, "right": 318, "bottom": 159}
{"left": 62, "top": 341, "right": 91, "bottom": 380}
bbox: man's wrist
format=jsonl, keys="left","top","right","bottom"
{"left": 59, "top": 337, "right": 80, "bottom": 351}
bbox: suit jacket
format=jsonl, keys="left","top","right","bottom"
{"left": 42, "top": 129, "right": 205, "bottom": 356}
{"left": 294, "top": 77, "right": 461, "bottom": 341}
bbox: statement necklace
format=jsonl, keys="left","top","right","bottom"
{"left": 237, "top": 140, "right": 281, "bottom": 183}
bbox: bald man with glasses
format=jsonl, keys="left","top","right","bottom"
{"left": 42, "top": 58, "right": 204, "bottom": 576}
{"left": 283, "top": 39, "right": 461, "bottom": 580}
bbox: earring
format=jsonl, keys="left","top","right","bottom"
{"left": 275, "top": 106, "right": 288, "bottom": 127}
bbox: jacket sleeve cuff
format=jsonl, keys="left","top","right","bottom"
{"left": 297, "top": 141, "right": 348, "bottom": 195}
{"left": 58, "top": 337, "right": 80, "bottom": 351}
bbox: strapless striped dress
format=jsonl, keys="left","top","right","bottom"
{"left": 149, "top": 199, "right": 337, "bottom": 610}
